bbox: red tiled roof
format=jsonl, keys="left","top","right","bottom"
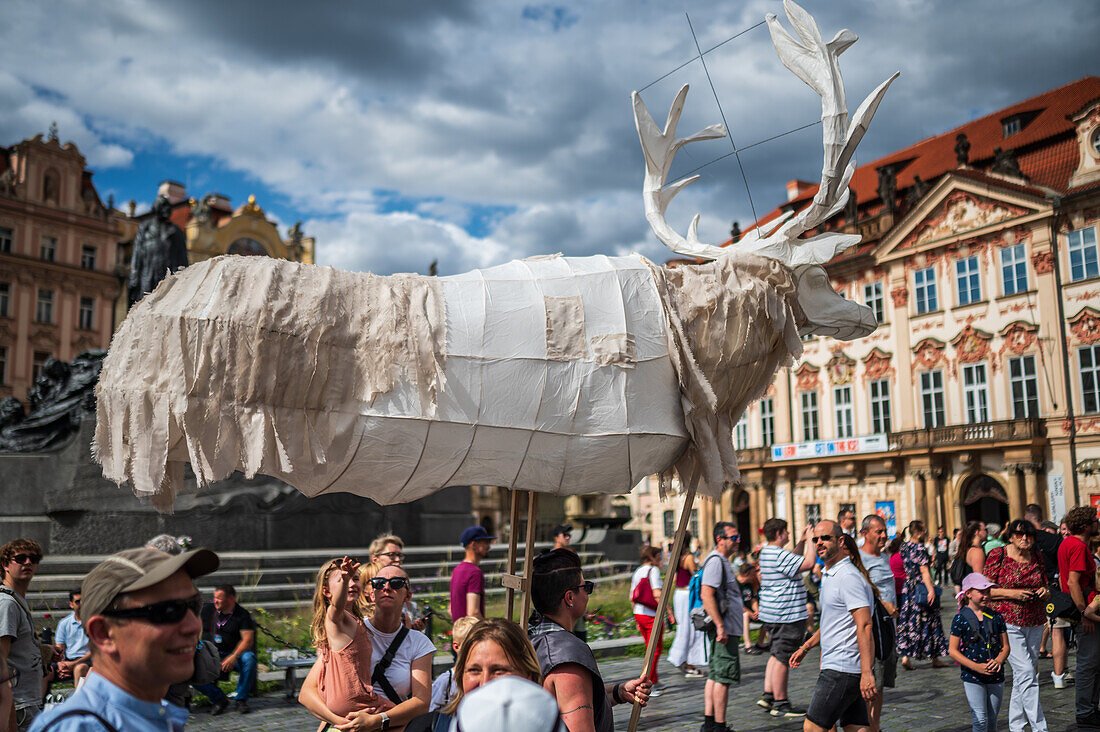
{"left": 729, "top": 76, "right": 1099, "bottom": 246}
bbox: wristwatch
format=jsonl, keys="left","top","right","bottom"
{"left": 379, "top": 712, "right": 390, "bottom": 730}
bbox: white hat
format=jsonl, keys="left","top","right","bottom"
{"left": 452, "top": 676, "right": 567, "bottom": 732}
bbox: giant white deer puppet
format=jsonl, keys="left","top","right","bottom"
{"left": 95, "top": 2, "right": 897, "bottom": 521}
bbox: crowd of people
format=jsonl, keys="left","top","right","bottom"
{"left": 3, "top": 500, "right": 1098, "bottom": 731}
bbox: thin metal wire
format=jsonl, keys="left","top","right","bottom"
{"left": 680, "top": 119, "right": 822, "bottom": 178}
{"left": 637, "top": 20, "right": 766, "bottom": 93}
{"left": 685, "top": 12, "right": 757, "bottom": 223}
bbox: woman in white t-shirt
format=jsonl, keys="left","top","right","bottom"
{"left": 630, "top": 545, "right": 667, "bottom": 689}
{"left": 301, "top": 564, "right": 434, "bottom": 730}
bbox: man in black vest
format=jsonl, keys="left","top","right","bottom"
{"left": 530, "top": 549, "right": 650, "bottom": 732}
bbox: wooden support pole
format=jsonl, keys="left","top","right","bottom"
{"left": 520, "top": 492, "right": 539, "bottom": 625}
{"left": 505, "top": 489, "right": 521, "bottom": 622}
{"left": 627, "top": 483, "right": 698, "bottom": 732}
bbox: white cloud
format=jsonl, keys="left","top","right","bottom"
{"left": 0, "top": 0, "right": 1094, "bottom": 274}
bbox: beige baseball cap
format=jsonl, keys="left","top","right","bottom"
{"left": 80, "top": 547, "right": 219, "bottom": 625}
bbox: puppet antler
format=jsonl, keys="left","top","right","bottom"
{"left": 632, "top": 0, "right": 898, "bottom": 267}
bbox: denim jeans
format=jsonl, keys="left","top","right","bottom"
{"left": 193, "top": 649, "right": 257, "bottom": 702}
{"left": 1077, "top": 622, "right": 1100, "bottom": 718}
{"left": 962, "top": 681, "right": 1003, "bottom": 732}
{"left": 1005, "top": 624, "right": 1046, "bottom": 732}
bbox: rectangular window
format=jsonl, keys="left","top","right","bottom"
{"left": 962, "top": 363, "right": 990, "bottom": 423}
{"left": 921, "top": 370, "right": 945, "bottom": 428}
{"left": 0, "top": 282, "right": 9, "bottom": 318}
{"left": 36, "top": 289, "right": 53, "bottom": 324}
{"left": 1003, "top": 118, "right": 1021, "bottom": 137}
{"left": 1008, "top": 355, "right": 1039, "bottom": 418}
{"left": 81, "top": 245, "right": 97, "bottom": 270}
{"left": 914, "top": 266, "right": 938, "bottom": 314}
{"left": 0, "top": 227, "right": 11, "bottom": 254}
{"left": 956, "top": 255, "right": 981, "bottom": 305}
{"left": 734, "top": 414, "right": 750, "bottom": 450}
{"left": 663, "top": 510, "right": 674, "bottom": 538}
{"left": 801, "top": 391, "right": 820, "bottom": 441}
{"left": 1069, "top": 227, "right": 1099, "bottom": 282}
{"left": 689, "top": 509, "right": 700, "bottom": 541}
{"left": 1081, "top": 345, "right": 1100, "bottom": 413}
{"left": 32, "top": 351, "right": 50, "bottom": 382}
{"left": 40, "top": 236, "right": 57, "bottom": 262}
{"left": 760, "top": 397, "right": 775, "bottom": 447}
{"left": 805, "top": 503, "right": 822, "bottom": 526}
{"left": 863, "top": 281, "right": 884, "bottom": 323}
{"left": 834, "top": 385, "right": 854, "bottom": 438}
{"left": 0, "top": 346, "right": 6, "bottom": 385}
{"left": 1000, "top": 243, "right": 1028, "bottom": 295}
{"left": 870, "top": 378, "right": 892, "bottom": 433}
{"left": 79, "top": 296, "right": 94, "bottom": 330}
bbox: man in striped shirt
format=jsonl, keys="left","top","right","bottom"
{"left": 756, "top": 517, "right": 816, "bottom": 718}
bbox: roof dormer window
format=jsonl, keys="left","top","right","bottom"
{"left": 1002, "top": 117, "right": 1021, "bottom": 137}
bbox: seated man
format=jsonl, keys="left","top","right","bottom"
{"left": 30, "top": 546, "right": 219, "bottom": 731}
{"left": 54, "top": 590, "right": 91, "bottom": 684}
{"left": 193, "top": 584, "right": 257, "bottom": 714}
{"left": 529, "top": 549, "right": 650, "bottom": 732}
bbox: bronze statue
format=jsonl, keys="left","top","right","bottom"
{"left": 128, "top": 194, "right": 189, "bottom": 307}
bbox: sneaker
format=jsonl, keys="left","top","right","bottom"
{"left": 744, "top": 646, "right": 762, "bottom": 655}
{"left": 684, "top": 668, "right": 705, "bottom": 678}
{"left": 756, "top": 693, "right": 774, "bottom": 710}
{"left": 1077, "top": 710, "right": 1100, "bottom": 728}
{"left": 713, "top": 725, "right": 736, "bottom": 732}
{"left": 1052, "top": 672, "right": 1067, "bottom": 689}
{"left": 1065, "top": 670, "right": 1076, "bottom": 683}
{"left": 769, "top": 700, "right": 806, "bottom": 718}
{"left": 235, "top": 700, "right": 251, "bottom": 714}
{"left": 649, "top": 687, "right": 663, "bottom": 698}
{"left": 210, "top": 698, "right": 228, "bottom": 716}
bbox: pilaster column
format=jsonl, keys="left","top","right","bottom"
{"left": 1022, "top": 464, "right": 1042, "bottom": 512}
{"left": 1003, "top": 463, "right": 1026, "bottom": 521}
{"left": 929, "top": 467, "right": 947, "bottom": 530}
{"left": 909, "top": 470, "right": 928, "bottom": 524}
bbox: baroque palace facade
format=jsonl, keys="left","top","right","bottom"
{"left": 0, "top": 128, "right": 315, "bottom": 403}
{"left": 631, "top": 76, "right": 1100, "bottom": 549}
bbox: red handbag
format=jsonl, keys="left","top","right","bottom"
{"left": 631, "top": 567, "right": 660, "bottom": 610}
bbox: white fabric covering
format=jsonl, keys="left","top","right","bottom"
{"left": 95, "top": 251, "right": 803, "bottom": 510}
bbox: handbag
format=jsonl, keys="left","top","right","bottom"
{"left": 912, "top": 582, "right": 941, "bottom": 610}
{"left": 631, "top": 567, "right": 659, "bottom": 610}
{"left": 1045, "top": 590, "right": 1081, "bottom": 623}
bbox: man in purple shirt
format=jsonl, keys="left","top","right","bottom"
{"left": 450, "top": 526, "right": 495, "bottom": 621}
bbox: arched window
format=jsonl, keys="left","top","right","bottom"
{"left": 227, "top": 237, "right": 269, "bottom": 256}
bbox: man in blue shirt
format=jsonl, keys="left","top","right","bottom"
{"left": 30, "top": 546, "right": 219, "bottom": 732}
{"left": 54, "top": 591, "right": 91, "bottom": 684}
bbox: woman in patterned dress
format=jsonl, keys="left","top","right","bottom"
{"left": 983, "top": 519, "right": 1050, "bottom": 732}
{"left": 897, "top": 520, "right": 950, "bottom": 668}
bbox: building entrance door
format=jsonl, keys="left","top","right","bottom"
{"left": 961, "top": 474, "right": 1009, "bottom": 527}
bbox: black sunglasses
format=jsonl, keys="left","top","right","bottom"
{"left": 574, "top": 580, "right": 595, "bottom": 595}
{"left": 11, "top": 554, "right": 41, "bottom": 565}
{"left": 102, "top": 593, "right": 202, "bottom": 624}
{"left": 811, "top": 535, "right": 837, "bottom": 544}
{"left": 370, "top": 577, "right": 409, "bottom": 590}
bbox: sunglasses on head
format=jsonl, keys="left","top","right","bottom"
{"left": 102, "top": 593, "right": 202, "bottom": 624}
{"left": 369, "top": 577, "right": 409, "bottom": 590}
{"left": 10, "top": 553, "right": 41, "bottom": 565}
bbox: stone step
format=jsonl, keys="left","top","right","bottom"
{"left": 36, "top": 542, "right": 568, "bottom": 574}
{"left": 28, "top": 564, "right": 633, "bottom": 618}
{"left": 28, "top": 551, "right": 607, "bottom": 593}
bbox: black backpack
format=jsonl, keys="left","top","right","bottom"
{"left": 871, "top": 598, "right": 895, "bottom": 661}
{"left": 949, "top": 555, "right": 968, "bottom": 586}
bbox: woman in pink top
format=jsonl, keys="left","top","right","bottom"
{"left": 309, "top": 557, "right": 380, "bottom": 725}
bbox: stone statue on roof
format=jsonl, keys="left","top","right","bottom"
{"left": 128, "top": 194, "right": 189, "bottom": 308}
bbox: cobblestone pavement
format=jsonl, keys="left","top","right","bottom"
{"left": 184, "top": 645, "right": 1079, "bottom": 731}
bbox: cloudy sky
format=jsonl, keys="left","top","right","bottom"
{"left": 2, "top": 1, "right": 1094, "bottom": 276}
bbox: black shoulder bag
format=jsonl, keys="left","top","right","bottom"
{"left": 372, "top": 626, "right": 411, "bottom": 704}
